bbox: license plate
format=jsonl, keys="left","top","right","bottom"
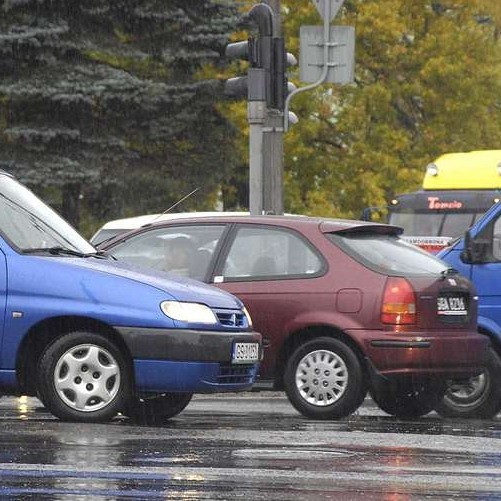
{"left": 437, "top": 296, "right": 467, "bottom": 316}
{"left": 232, "top": 342, "right": 260, "bottom": 364}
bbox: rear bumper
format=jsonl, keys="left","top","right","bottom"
{"left": 347, "top": 329, "right": 490, "bottom": 378}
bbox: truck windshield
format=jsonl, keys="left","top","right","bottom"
{"left": 389, "top": 211, "right": 484, "bottom": 238}
{"left": 387, "top": 189, "right": 497, "bottom": 238}
{"left": 0, "top": 174, "right": 96, "bottom": 253}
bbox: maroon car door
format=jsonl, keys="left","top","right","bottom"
{"left": 211, "top": 224, "right": 325, "bottom": 379}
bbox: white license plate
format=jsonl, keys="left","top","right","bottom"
{"left": 437, "top": 296, "right": 467, "bottom": 316}
{"left": 232, "top": 342, "right": 260, "bottom": 364}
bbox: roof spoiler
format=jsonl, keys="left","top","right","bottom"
{"left": 326, "top": 224, "right": 403, "bottom": 237}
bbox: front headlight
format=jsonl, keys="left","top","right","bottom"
{"left": 160, "top": 301, "right": 218, "bottom": 324}
{"left": 242, "top": 306, "right": 253, "bottom": 328}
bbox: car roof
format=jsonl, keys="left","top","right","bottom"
{"left": 100, "top": 213, "right": 402, "bottom": 248}
{"left": 97, "top": 211, "right": 251, "bottom": 230}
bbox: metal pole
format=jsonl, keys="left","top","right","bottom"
{"left": 248, "top": 100, "right": 266, "bottom": 215}
{"left": 284, "top": 0, "right": 332, "bottom": 131}
{"left": 262, "top": 0, "right": 284, "bottom": 216}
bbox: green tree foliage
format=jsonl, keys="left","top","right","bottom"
{"left": 226, "top": 0, "right": 501, "bottom": 219}
{"left": 0, "top": 0, "right": 239, "bottom": 231}
{"left": 288, "top": 0, "right": 501, "bottom": 218}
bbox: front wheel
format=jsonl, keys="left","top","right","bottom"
{"left": 125, "top": 393, "right": 193, "bottom": 425}
{"left": 283, "top": 337, "right": 367, "bottom": 420}
{"left": 37, "top": 332, "right": 130, "bottom": 422}
{"left": 370, "top": 378, "right": 446, "bottom": 419}
{"left": 435, "top": 348, "right": 501, "bottom": 419}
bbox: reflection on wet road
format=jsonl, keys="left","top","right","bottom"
{"left": 1, "top": 394, "right": 501, "bottom": 499}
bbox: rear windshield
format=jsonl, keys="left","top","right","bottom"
{"left": 326, "top": 232, "right": 449, "bottom": 276}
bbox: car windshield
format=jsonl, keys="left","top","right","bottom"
{"left": 0, "top": 174, "right": 95, "bottom": 253}
{"left": 327, "top": 231, "right": 449, "bottom": 276}
{"left": 91, "top": 228, "right": 129, "bottom": 246}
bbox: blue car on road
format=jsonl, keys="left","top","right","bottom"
{"left": 436, "top": 201, "right": 501, "bottom": 419}
{"left": 0, "top": 171, "right": 261, "bottom": 423}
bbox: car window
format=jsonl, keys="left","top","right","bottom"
{"left": 327, "top": 232, "right": 448, "bottom": 276}
{"left": 221, "top": 226, "right": 323, "bottom": 280}
{"left": 110, "top": 225, "right": 226, "bottom": 280}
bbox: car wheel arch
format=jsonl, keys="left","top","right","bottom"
{"left": 478, "top": 318, "right": 501, "bottom": 351}
{"left": 479, "top": 325, "right": 501, "bottom": 351}
{"left": 16, "top": 316, "right": 134, "bottom": 395}
{"left": 274, "top": 325, "right": 368, "bottom": 390}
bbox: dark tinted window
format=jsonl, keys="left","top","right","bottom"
{"left": 327, "top": 232, "right": 448, "bottom": 276}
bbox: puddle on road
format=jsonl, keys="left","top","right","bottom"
{"left": 1, "top": 397, "right": 501, "bottom": 499}
{"left": 232, "top": 448, "right": 357, "bottom": 460}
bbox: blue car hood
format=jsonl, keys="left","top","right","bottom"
{"left": 51, "top": 256, "right": 241, "bottom": 309}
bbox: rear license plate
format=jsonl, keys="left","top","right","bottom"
{"left": 232, "top": 342, "right": 260, "bottom": 364}
{"left": 437, "top": 296, "right": 467, "bottom": 318}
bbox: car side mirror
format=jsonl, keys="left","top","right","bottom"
{"left": 461, "top": 229, "right": 490, "bottom": 264}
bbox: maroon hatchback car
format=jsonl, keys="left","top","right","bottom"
{"left": 100, "top": 215, "right": 489, "bottom": 419}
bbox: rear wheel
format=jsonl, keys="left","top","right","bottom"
{"left": 284, "top": 337, "right": 367, "bottom": 420}
{"left": 435, "top": 348, "right": 501, "bottom": 419}
{"left": 37, "top": 332, "right": 130, "bottom": 422}
{"left": 370, "top": 377, "right": 446, "bottom": 418}
{"left": 125, "top": 393, "right": 193, "bottom": 425}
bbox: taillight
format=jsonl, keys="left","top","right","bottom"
{"left": 381, "top": 277, "right": 416, "bottom": 325}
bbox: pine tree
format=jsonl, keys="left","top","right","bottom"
{"left": 0, "top": 0, "right": 238, "bottom": 230}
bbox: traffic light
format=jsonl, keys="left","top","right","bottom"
{"left": 224, "top": 3, "right": 296, "bottom": 111}
{"left": 224, "top": 4, "right": 274, "bottom": 103}
{"left": 271, "top": 37, "right": 297, "bottom": 111}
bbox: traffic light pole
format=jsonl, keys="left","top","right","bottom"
{"left": 248, "top": 98, "right": 266, "bottom": 215}
{"left": 262, "top": 0, "right": 284, "bottom": 216}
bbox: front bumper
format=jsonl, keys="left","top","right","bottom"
{"left": 347, "top": 328, "right": 490, "bottom": 378}
{"left": 132, "top": 359, "right": 259, "bottom": 393}
{"left": 116, "top": 326, "right": 262, "bottom": 393}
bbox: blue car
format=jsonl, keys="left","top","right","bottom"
{"left": 0, "top": 171, "right": 261, "bottom": 423}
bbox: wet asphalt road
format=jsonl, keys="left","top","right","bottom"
{"left": 1, "top": 393, "right": 501, "bottom": 500}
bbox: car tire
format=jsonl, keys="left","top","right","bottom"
{"left": 434, "top": 348, "right": 501, "bottom": 419}
{"left": 370, "top": 377, "right": 446, "bottom": 418}
{"left": 283, "top": 337, "right": 367, "bottom": 420}
{"left": 37, "top": 332, "right": 130, "bottom": 422}
{"left": 126, "top": 393, "right": 193, "bottom": 425}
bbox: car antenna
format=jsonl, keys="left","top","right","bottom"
{"left": 150, "top": 187, "right": 201, "bottom": 223}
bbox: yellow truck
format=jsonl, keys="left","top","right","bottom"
{"left": 388, "top": 150, "right": 501, "bottom": 252}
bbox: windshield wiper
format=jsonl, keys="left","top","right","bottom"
{"left": 93, "top": 249, "right": 117, "bottom": 260}
{"left": 23, "top": 246, "right": 87, "bottom": 257}
{"left": 22, "top": 246, "right": 114, "bottom": 259}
